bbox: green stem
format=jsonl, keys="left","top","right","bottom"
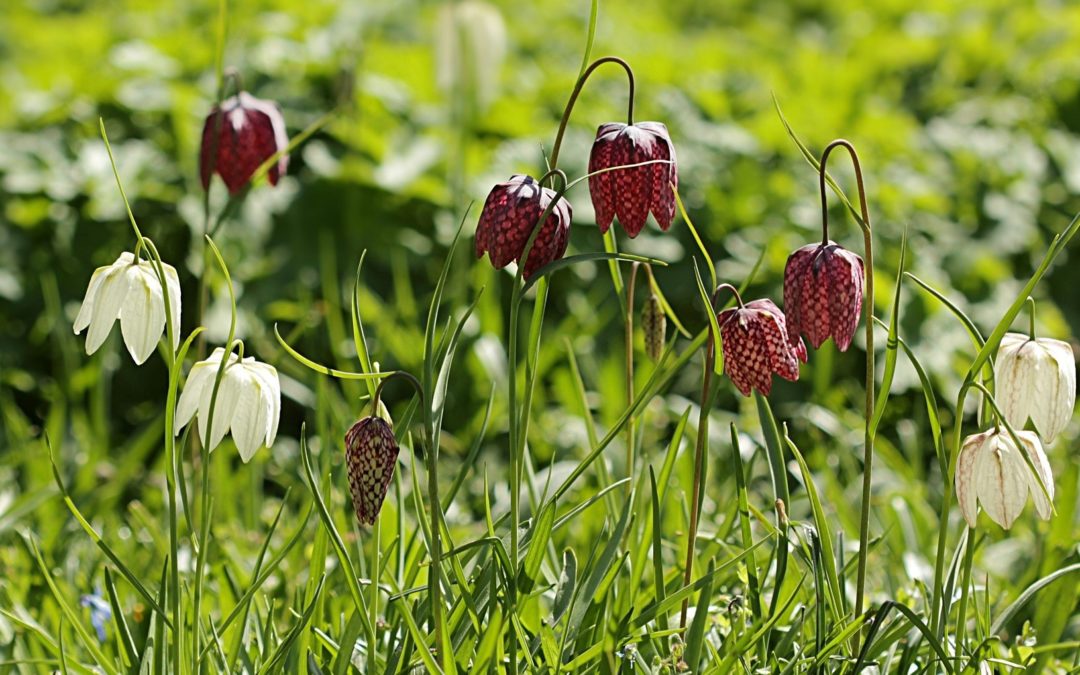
{"left": 680, "top": 342, "right": 713, "bottom": 630}
{"left": 368, "top": 507, "right": 380, "bottom": 673}
{"left": 546, "top": 56, "right": 636, "bottom": 183}
{"left": 680, "top": 284, "right": 729, "bottom": 629}
{"left": 1026, "top": 296, "right": 1036, "bottom": 340}
{"left": 954, "top": 527, "right": 976, "bottom": 671}
{"left": 625, "top": 263, "right": 639, "bottom": 488}
{"left": 931, "top": 382, "right": 971, "bottom": 639}
{"left": 818, "top": 140, "right": 876, "bottom": 642}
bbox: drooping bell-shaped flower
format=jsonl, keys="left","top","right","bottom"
{"left": 73, "top": 252, "right": 182, "bottom": 365}
{"left": 717, "top": 298, "right": 807, "bottom": 396}
{"left": 200, "top": 91, "right": 289, "bottom": 194}
{"left": 783, "top": 241, "right": 865, "bottom": 351}
{"left": 955, "top": 428, "right": 1053, "bottom": 529}
{"left": 995, "top": 332, "right": 1076, "bottom": 443}
{"left": 345, "top": 416, "right": 400, "bottom": 526}
{"left": 174, "top": 347, "right": 281, "bottom": 462}
{"left": 475, "top": 174, "right": 572, "bottom": 279}
{"left": 588, "top": 122, "right": 678, "bottom": 237}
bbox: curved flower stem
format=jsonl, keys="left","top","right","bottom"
{"left": 680, "top": 285, "right": 725, "bottom": 629}
{"left": 139, "top": 237, "right": 183, "bottom": 674}
{"left": 819, "top": 139, "right": 875, "bottom": 643}
{"left": 625, "top": 263, "right": 640, "bottom": 488}
{"left": 546, "top": 56, "right": 636, "bottom": 184}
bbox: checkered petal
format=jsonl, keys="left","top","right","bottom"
{"left": 718, "top": 298, "right": 803, "bottom": 396}
{"left": 587, "top": 121, "right": 678, "bottom": 238}
{"left": 783, "top": 242, "right": 865, "bottom": 351}
{"left": 345, "top": 417, "right": 400, "bottom": 527}
{"left": 588, "top": 123, "right": 622, "bottom": 234}
{"left": 476, "top": 174, "right": 572, "bottom": 279}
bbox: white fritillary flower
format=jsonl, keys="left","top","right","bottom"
{"left": 995, "top": 332, "right": 1076, "bottom": 443}
{"left": 174, "top": 347, "right": 281, "bottom": 462}
{"left": 955, "top": 429, "right": 1053, "bottom": 530}
{"left": 73, "top": 252, "right": 181, "bottom": 365}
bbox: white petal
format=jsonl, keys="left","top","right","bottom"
{"left": 163, "top": 263, "right": 182, "bottom": 351}
{"left": 974, "top": 434, "right": 1029, "bottom": 530}
{"left": 1019, "top": 432, "right": 1054, "bottom": 520}
{"left": 84, "top": 265, "right": 131, "bottom": 355}
{"left": 198, "top": 361, "right": 242, "bottom": 452}
{"left": 995, "top": 334, "right": 1034, "bottom": 432}
{"left": 955, "top": 432, "right": 988, "bottom": 528}
{"left": 1035, "top": 338, "right": 1075, "bottom": 443}
{"left": 174, "top": 357, "right": 218, "bottom": 435}
{"left": 74, "top": 265, "right": 111, "bottom": 334}
{"left": 229, "top": 369, "right": 270, "bottom": 463}
{"left": 119, "top": 266, "right": 166, "bottom": 365}
{"left": 247, "top": 361, "right": 281, "bottom": 448}
{"left": 190, "top": 349, "right": 236, "bottom": 447}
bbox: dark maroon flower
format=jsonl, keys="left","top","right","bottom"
{"left": 718, "top": 299, "right": 806, "bottom": 396}
{"left": 588, "top": 122, "right": 677, "bottom": 238}
{"left": 200, "top": 92, "right": 289, "bottom": 194}
{"left": 783, "top": 241, "right": 865, "bottom": 351}
{"left": 345, "top": 416, "right": 400, "bottom": 526}
{"left": 475, "top": 174, "right": 572, "bottom": 279}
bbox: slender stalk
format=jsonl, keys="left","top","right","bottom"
{"left": 625, "top": 263, "right": 640, "bottom": 487}
{"left": 680, "top": 346, "right": 713, "bottom": 629}
{"left": 374, "top": 372, "right": 444, "bottom": 663}
{"left": 818, "top": 140, "right": 875, "bottom": 641}
{"left": 680, "top": 283, "right": 740, "bottom": 628}
{"left": 954, "top": 527, "right": 976, "bottom": 671}
{"left": 1026, "top": 296, "right": 1036, "bottom": 339}
{"left": 546, "top": 56, "right": 635, "bottom": 183}
{"left": 368, "top": 516, "right": 380, "bottom": 673}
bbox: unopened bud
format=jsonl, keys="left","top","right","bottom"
{"left": 642, "top": 293, "right": 666, "bottom": 361}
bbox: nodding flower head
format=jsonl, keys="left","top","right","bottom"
{"left": 995, "top": 332, "right": 1076, "bottom": 443}
{"left": 173, "top": 348, "right": 281, "bottom": 462}
{"left": 345, "top": 416, "right": 400, "bottom": 526}
{"left": 588, "top": 122, "right": 677, "bottom": 238}
{"left": 475, "top": 174, "right": 572, "bottom": 279}
{"left": 200, "top": 91, "right": 289, "bottom": 194}
{"left": 783, "top": 241, "right": 864, "bottom": 352}
{"left": 955, "top": 428, "right": 1053, "bottom": 530}
{"left": 717, "top": 299, "right": 806, "bottom": 397}
{"left": 73, "top": 252, "right": 181, "bottom": 365}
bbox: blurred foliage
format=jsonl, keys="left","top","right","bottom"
{"left": 3, "top": 0, "right": 1080, "bottom": 670}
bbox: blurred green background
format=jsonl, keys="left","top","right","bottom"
{"left": 3, "top": 0, "right": 1080, "bottom": 667}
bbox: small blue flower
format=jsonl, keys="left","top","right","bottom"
{"left": 80, "top": 591, "right": 111, "bottom": 643}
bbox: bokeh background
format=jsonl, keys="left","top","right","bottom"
{"left": 3, "top": 0, "right": 1080, "bottom": 667}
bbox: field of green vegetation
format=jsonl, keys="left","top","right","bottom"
{"left": 2, "top": 0, "right": 1080, "bottom": 672}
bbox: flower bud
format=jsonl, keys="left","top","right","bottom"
{"left": 345, "top": 417, "right": 400, "bottom": 526}
{"left": 717, "top": 299, "right": 807, "bottom": 397}
{"left": 955, "top": 428, "right": 1053, "bottom": 529}
{"left": 199, "top": 91, "right": 289, "bottom": 194}
{"left": 588, "top": 122, "right": 677, "bottom": 237}
{"left": 475, "top": 174, "right": 572, "bottom": 279}
{"left": 641, "top": 292, "right": 666, "bottom": 362}
{"left": 783, "top": 241, "right": 864, "bottom": 351}
{"left": 995, "top": 332, "right": 1076, "bottom": 443}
